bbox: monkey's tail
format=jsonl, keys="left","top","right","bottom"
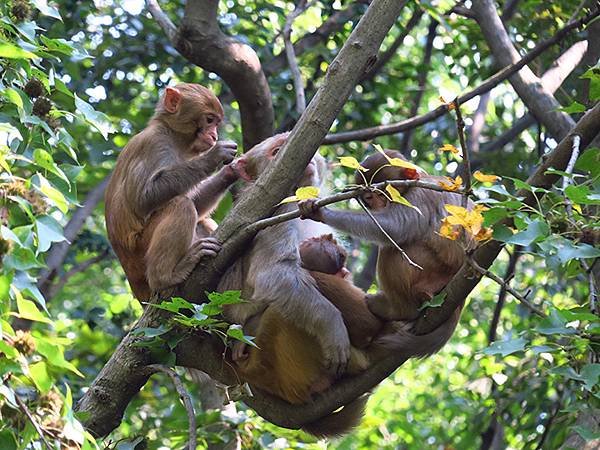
{"left": 300, "top": 394, "right": 369, "bottom": 438}
{"left": 377, "top": 303, "right": 463, "bottom": 358}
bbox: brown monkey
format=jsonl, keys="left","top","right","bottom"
{"left": 105, "top": 83, "right": 240, "bottom": 300}
{"left": 299, "top": 150, "right": 470, "bottom": 352}
{"left": 299, "top": 234, "right": 382, "bottom": 349}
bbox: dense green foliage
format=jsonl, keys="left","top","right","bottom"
{"left": 0, "top": 0, "right": 599, "bottom": 449}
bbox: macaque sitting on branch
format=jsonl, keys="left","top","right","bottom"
{"left": 105, "top": 83, "right": 240, "bottom": 300}
{"left": 299, "top": 150, "right": 471, "bottom": 353}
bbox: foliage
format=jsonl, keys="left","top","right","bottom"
{"left": 0, "top": 0, "right": 599, "bottom": 449}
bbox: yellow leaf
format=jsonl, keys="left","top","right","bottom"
{"left": 439, "top": 144, "right": 460, "bottom": 154}
{"left": 372, "top": 143, "right": 389, "bottom": 161}
{"left": 473, "top": 171, "right": 500, "bottom": 183}
{"left": 475, "top": 227, "right": 493, "bottom": 242}
{"left": 279, "top": 195, "right": 298, "bottom": 204}
{"left": 438, "top": 176, "right": 463, "bottom": 192}
{"left": 385, "top": 185, "right": 421, "bottom": 213}
{"left": 295, "top": 186, "right": 320, "bottom": 200}
{"left": 339, "top": 156, "right": 367, "bottom": 172}
{"left": 387, "top": 157, "right": 421, "bottom": 171}
{"left": 445, "top": 204, "right": 468, "bottom": 216}
{"left": 439, "top": 218, "right": 460, "bottom": 240}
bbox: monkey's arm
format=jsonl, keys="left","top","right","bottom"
{"left": 136, "top": 143, "right": 235, "bottom": 217}
{"left": 318, "top": 205, "right": 433, "bottom": 247}
{"left": 188, "top": 165, "right": 238, "bottom": 217}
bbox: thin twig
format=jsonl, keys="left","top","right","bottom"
{"left": 283, "top": 0, "right": 314, "bottom": 115}
{"left": 452, "top": 98, "right": 472, "bottom": 208}
{"left": 467, "top": 256, "right": 546, "bottom": 317}
{"left": 146, "top": 0, "right": 177, "bottom": 43}
{"left": 148, "top": 365, "right": 196, "bottom": 450}
{"left": 323, "top": 7, "right": 600, "bottom": 144}
{"left": 357, "top": 198, "right": 423, "bottom": 269}
{"left": 488, "top": 247, "right": 521, "bottom": 343}
{"left": 562, "top": 134, "right": 581, "bottom": 216}
{"left": 47, "top": 249, "right": 111, "bottom": 298}
{"left": 15, "top": 395, "right": 53, "bottom": 450}
{"left": 246, "top": 178, "right": 460, "bottom": 234}
{"left": 560, "top": 134, "right": 598, "bottom": 314}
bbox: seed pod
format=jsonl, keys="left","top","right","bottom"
{"left": 32, "top": 97, "right": 52, "bottom": 117}
{"left": 11, "top": 0, "right": 32, "bottom": 21}
{"left": 24, "top": 78, "right": 44, "bottom": 98}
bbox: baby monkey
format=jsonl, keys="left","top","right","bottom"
{"left": 299, "top": 234, "right": 382, "bottom": 349}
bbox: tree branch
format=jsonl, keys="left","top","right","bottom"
{"left": 323, "top": 9, "right": 597, "bottom": 145}
{"left": 471, "top": 0, "right": 579, "bottom": 141}
{"left": 146, "top": 0, "right": 177, "bottom": 42}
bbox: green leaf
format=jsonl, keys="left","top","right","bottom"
{"left": 31, "top": 0, "right": 62, "bottom": 20}
{"left": 35, "top": 338, "right": 84, "bottom": 377}
{"left": 2, "top": 88, "right": 24, "bottom": 109}
{"left": 34, "top": 174, "right": 69, "bottom": 213}
{"left": 559, "top": 101, "right": 586, "bottom": 113}
{"left": 536, "top": 309, "right": 578, "bottom": 335}
{"left": 575, "top": 147, "right": 599, "bottom": 177}
{"left": 40, "top": 35, "right": 74, "bottom": 55}
{"left": 227, "top": 324, "right": 258, "bottom": 348}
{"left": 3, "top": 247, "right": 43, "bottom": 271}
{"left": 0, "top": 429, "right": 17, "bottom": 450}
{"left": 152, "top": 297, "right": 194, "bottom": 313}
{"left": 565, "top": 185, "right": 600, "bottom": 205}
{"left": 581, "top": 364, "right": 600, "bottom": 391}
{"left": 0, "top": 41, "right": 36, "bottom": 59}
{"left": 501, "top": 220, "right": 549, "bottom": 246}
{"left": 132, "top": 324, "right": 170, "bottom": 338}
{"left": 74, "top": 95, "right": 112, "bottom": 139}
{"left": 35, "top": 215, "right": 66, "bottom": 253}
{"left": 419, "top": 292, "right": 446, "bottom": 310}
{"left": 13, "top": 295, "right": 51, "bottom": 323}
{"left": 206, "top": 290, "right": 245, "bottom": 306}
{"left": 572, "top": 425, "right": 600, "bottom": 441}
{"left": 29, "top": 361, "right": 53, "bottom": 393}
{"left": 33, "top": 148, "right": 69, "bottom": 183}
{"left": 482, "top": 337, "right": 527, "bottom": 357}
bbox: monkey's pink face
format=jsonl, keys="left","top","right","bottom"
{"left": 194, "top": 113, "right": 221, "bottom": 152}
{"left": 361, "top": 191, "right": 388, "bottom": 210}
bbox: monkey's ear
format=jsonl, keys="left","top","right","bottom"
{"left": 164, "top": 87, "right": 182, "bottom": 113}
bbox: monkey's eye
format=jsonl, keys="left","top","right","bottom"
{"left": 271, "top": 147, "right": 281, "bottom": 156}
{"left": 206, "top": 115, "right": 215, "bottom": 125}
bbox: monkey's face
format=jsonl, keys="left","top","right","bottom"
{"left": 360, "top": 191, "right": 388, "bottom": 210}
{"left": 234, "top": 133, "right": 289, "bottom": 181}
{"left": 161, "top": 85, "right": 224, "bottom": 148}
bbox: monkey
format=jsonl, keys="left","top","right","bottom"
{"left": 298, "top": 149, "right": 471, "bottom": 353}
{"left": 299, "top": 234, "right": 383, "bottom": 349}
{"left": 105, "top": 83, "right": 240, "bottom": 301}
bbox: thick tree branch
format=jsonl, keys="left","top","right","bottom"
{"left": 323, "top": 9, "right": 597, "bottom": 144}
{"left": 78, "top": 0, "right": 410, "bottom": 436}
{"left": 146, "top": 0, "right": 274, "bottom": 149}
{"left": 471, "top": 0, "right": 577, "bottom": 141}
{"left": 477, "top": 40, "right": 587, "bottom": 155}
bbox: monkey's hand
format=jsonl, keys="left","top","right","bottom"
{"left": 298, "top": 199, "right": 325, "bottom": 222}
{"left": 189, "top": 237, "right": 222, "bottom": 259}
{"left": 205, "top": 140, "right": 238, "bottom": 167}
